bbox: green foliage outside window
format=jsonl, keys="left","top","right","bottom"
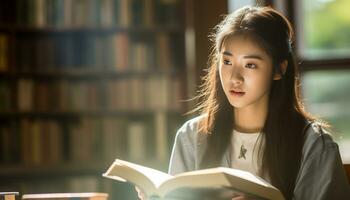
{"left": 303, "top": 0, "right": 350, "bottom": 58}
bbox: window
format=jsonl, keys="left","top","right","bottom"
{"left": 228, "top": 0, "right": 255, "bottom": 12}
{"left": 292, "top": 0, "right": 350, "bottom": 162}
{"left": 302, "top": 70, "right": 350, "bottom": 162}
{"left": 297, "top": 0, "right": 350, "bottom": 59}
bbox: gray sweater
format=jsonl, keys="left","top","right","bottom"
{"left": 168, "top": 116, "right": 350, "bottom": 200}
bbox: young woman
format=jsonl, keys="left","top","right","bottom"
{"left": 167, "top": 6, "right": 350, "bottom": 200}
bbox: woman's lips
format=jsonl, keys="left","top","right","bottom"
{"left": 229, "top": 90, "right": 245, "bottom": 96}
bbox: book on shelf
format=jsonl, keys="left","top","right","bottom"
{"left": 0, "top": 192, "right": 19, "bottom": 200}
{"left": 154, "top": 111, "right": 168, "bottom": 161}
{"left": 127, "top": 121, "right": 147, "bottom": 161}
{"left": 156, "top": 33, "right": 172, "bottom": 69}
{"left": 17, "top": 78, "right": 33, "bottom": 111}
{"left": 103, "top": 159, "right": 285, "bottom": 200}
{"left": 22, "top": 193, "right": 108, "bottom": 200}
{"left": 0, "top": 82, "right": 11, "bottom": 111}
{"left": 102, "top": 117, "right": 126, "bottom": 160}
{"left": 69, "top": 117, "right": 102, "bottom": 162}
{"left": 67, "top": 176, "right": 100, "bottom": 192}
{"left": 12, "top": 30, "right": 180, "bottom": 71}
{"left": 144, "top": 0, "right": 155, "bottom": 27}
{"left": 17, "top": 119, "right": 63, "bottom": 165}
{"left": 13, "top": 0, "right": 181, "bottom": 28}
{"left": 0, "top": 34, "right": 8, "bottom": 72}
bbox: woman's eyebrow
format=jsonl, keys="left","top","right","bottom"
{"left": 222, "top": 51, "right": 263, "bottom": 60}
{"left": 243, "top": 54, "right": 264, "bottom": 60}
{"left": 222, "top": 51, "right": 232, "bottom": 56}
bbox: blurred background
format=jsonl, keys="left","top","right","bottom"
{"left": 0, "top": 0, "right": 349, "bottom": 199}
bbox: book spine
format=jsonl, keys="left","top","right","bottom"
{"left": 115, "top": 33, "right": 129, "bottom": 71}
{"left": 102, "top": 117, "right": 126, "bottom": 160}
{"left": 35, "top": 0, "right": 46, "bottom": 27}
{"left": 4, "top": 194, "right": 16, "bottom": 200}
{"left": 0, "top": 82, "right": 11, "bottom": 111}
{"left": 127, "top": 121, "right": 147, "bottom": 161}
{"left": 119, "top": 0, "right": 131, "bottom": 27}
{"left": 63, "top": 0, "right": 73, "bottom": 27}
{"left": 99, "top": 0, "right": 112, "bottom": 27}
{"left": 20, "top": 119, "right": 31, "bottom": 164}
{"left": 131, "top": 0, "right": 144, "bottom": 26}
{"left": 144, "top": 0, "right": 155, "bottom": 27}
{"left": 0, "top": 126, "right": 11, "bottom": 163}
{"left": 49, "top": 120, "right": 63, "bottom": 164}
{"left": 67, "top": 176, "right": 99, "bottom": 192}
{"left": 0, "top": 34, "right": 8, "bottom": 72}
{"left": 17, "top": 79, "right": 34, "bottom": 111}
{"left": 155, "top": 111, "right": 168, "bottom": 160}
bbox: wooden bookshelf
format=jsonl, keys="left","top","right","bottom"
{"left": 0, "top": 158, "right": 168, "bottom": 179}
{"left": 0, "top": 0, "right": 191, "bottom": 199}
{"left": 0, "top": 25, "right": 185, "bottom": 33}
{"left": 0, "top": 69, "right": 181, "bottom": 79}
{"left": 0, "top": 163, "right": 108, "bottom": 179}
{"left": 0, "top": 110, "right": 182, "bottom": 118}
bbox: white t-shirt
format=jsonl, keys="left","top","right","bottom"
{"left": 230, "top": 129, "right": 263, "bottom": 176}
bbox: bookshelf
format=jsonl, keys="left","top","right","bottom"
{"left": 0, "top": 0, "right": 191, "bottom": 199}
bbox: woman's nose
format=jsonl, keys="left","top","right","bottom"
{"left": 230, "top": 66, "right": 244, "bottom": 85}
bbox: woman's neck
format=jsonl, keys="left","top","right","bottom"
{"left": 233, "top": 102, "right": 268, "bottom": 133}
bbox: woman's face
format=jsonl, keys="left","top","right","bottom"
{"left": 219, "top": 36, "right": 275, "bottom": 110}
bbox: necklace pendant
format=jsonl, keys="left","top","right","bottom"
{"left": 238, "top": 144, "right": 247, "bottom": 159}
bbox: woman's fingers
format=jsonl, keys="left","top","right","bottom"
{"left": 135, "top": 186, "right": 146, "bottom": 200}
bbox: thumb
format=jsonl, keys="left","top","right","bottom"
{"left": 135, "top": 186, "right": 146, "bottom": 200}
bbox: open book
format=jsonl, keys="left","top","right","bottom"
{"left": 103, "top": 159, "right": 284, "bottom": 200}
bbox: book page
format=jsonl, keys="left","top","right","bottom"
{"left": 114, "top": 159, "right": 173, "bottom": 187}
{"left": 158, "top": 167, "right": 284, "bottom": 200}
{"left": 220, "top": 168, "right": 273, "bottom": 188}
{"left": 175, "top": 167, "right": 273, "bottom": 188}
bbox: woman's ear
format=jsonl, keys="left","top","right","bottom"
{"left": 273, "top": 60, "right": 288, "bottom": 80}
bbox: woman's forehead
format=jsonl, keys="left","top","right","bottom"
{"left": 221, "top": 35, "right": 267, "bottom": 55}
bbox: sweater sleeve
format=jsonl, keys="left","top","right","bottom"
{"left": 293, "top": 133, "right": 350, "bottom": 200}
{"left": 168, "top": 119, "right": 197, "bottom": 175}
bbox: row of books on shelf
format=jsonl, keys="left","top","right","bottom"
{"left": 0, "top": 76, "right": 183, "bottom": 112}
{"left": 3, "top": 0, "right": 181, "bottom": 28}
{"left": 0, "top": 32, "right": 183, "bottom": 72}
{"left": 0, "top": 116, "right": 177, "bottom": 165}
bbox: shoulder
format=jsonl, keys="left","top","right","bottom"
{"left": 179, "top": 115, "right": 205, "bottom": 132}
{"left": 175, "top": 115, "right": 207, "bottom": 146}
{"left": 302, "top": 122, "right": 338, "bottom": 160}
{"left": 295, "top": 122, "right": 350, "bottom": 199}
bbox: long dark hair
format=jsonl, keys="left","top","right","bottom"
{"left": 193, "top": 6, "right": 325, "bottom": 199}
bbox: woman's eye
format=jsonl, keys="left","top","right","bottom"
{"left": 245, "top": 63, "right": 257, "bottom": 69}
{"left": 223, "top": 60, "right": 232, "bottom": 65}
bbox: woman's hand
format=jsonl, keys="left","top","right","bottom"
{"left": 135, "top": 186, "right": 146, "bottom": 200}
